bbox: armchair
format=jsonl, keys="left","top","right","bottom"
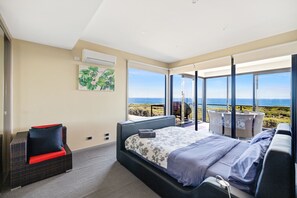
{"left": 10, "top": 126, "right": 72, "bottom": 189}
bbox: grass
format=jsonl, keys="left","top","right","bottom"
{"left": 128, "top": 104, "right": 290, "bottom": 128}
{"left": 128, "top": 104, "right": 164, "bottom": 117}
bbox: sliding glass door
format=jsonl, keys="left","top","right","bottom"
{"left": 0, "top": 23, "right": 12, "bottom": 183}
{"left": 172, "top": 74, "right": 195, "bottom": 125}
{"left": 0, "top": 26, "right": 4, "bottom": 182}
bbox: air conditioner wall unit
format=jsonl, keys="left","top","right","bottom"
{"left": 82, "top": 49, "right": 116, "bottom": 67}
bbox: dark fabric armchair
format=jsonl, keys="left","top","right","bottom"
{"left": 10, "top": 126, "right": 72, "bottom": 189}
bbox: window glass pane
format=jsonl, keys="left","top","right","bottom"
{"left": 256, "top": 72, "right": 291, "bottom": 128}
{"left": 235, "top": 55, "right": 291, "bottom": 139}
{"left": 236, "top": 74, "right": 253, "bottom": 109}
{"left": 206, "top": 77, "right": 228, "bottom": 122}
{"left": 234, "top": 72, "right": 255, "bottom": 139}
{"left": 198, "top": 66, "right": 231, "bottom": 134}
{"left": 172, "top": 75, "right": 182, "bottom": 102}
{"left": 172, "top": 74, "right": 194, "bottom": 125}
{"left": 197, "top": 77, "right": 203, "bottom": 121}
{"left": 128, "top": 68, "right": 166, "bottom": 120}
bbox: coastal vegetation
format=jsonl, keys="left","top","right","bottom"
{"left": 128, "top": 104, "right": 290, "bottom": 128}
{"left": 128, "top": 104, "right": 164, "bottom": 117}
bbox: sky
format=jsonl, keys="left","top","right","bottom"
{"left": 257, "top": 72, "right": 290, "bottom": 99}
{"left": 128, "top": 68, "right": 291, "bottom": 99}
{"left": 128, "top": 68, "right": 165, "bottom": 98}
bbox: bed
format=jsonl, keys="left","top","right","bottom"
{"left": 117, "top": 116, "right": 294, "bottom": 198}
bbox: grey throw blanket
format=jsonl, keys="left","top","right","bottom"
{"left": 167, "top": 135, "right": 240, "bottom": 186}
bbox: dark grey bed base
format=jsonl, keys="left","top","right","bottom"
{"left": 116, "top": 116, "right": 294, "bottom": 198}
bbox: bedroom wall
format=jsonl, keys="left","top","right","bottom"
{"left": 12, "top": 39, "right": 168, "bottom": 151}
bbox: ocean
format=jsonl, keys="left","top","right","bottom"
{"left": 128, "top": 98, "right": 290, "bottom": 107}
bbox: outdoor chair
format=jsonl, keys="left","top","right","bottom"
{"left": 253, "top": 112, "right": 265, "bottom": 135}
{"left": 10, "top": 124, "right": 72, "bottom": 189}
{"left": 208, "top": 110, "right": 224, "bottom": 135}
{"left": 172, "top": 101, "right": 192, "bottom": 121}
{"left": 223, "top": 113, "right": 254, "bottom": 138}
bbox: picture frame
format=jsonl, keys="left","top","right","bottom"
{"left": 78, "top": 65, "right": 115, "bottom": 91}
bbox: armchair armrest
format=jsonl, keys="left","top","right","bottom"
{"left": 10, "top": 132, "right": 29, "bottom": 188}
{"left": 10, "top": 132, "right": 28, "bottom": 165}
{"left": 198, "top": 177, "right": 254, "bottom": 198}
{"left": 62, "top": 126, "right": 67, "bottom": 144}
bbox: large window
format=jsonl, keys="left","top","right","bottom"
{"left": 128, "top": 68, "right": 166, "bottom": 120}
{"left": 169, "top": 54, "right": 293, "bottom": 141}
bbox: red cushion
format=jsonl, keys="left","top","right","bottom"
{"left": 29, "top": 147, "right": 66, "bottom": 165}
{"left": 32, "top": 124, "right": 61, "bottom": 129}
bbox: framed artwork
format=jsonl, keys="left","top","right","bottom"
{"left": 78, "top": 65, "right": 115, "bottom": 91}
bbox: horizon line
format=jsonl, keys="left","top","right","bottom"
{"left": 129, "top": 97, "right": 291, "bottom": 100}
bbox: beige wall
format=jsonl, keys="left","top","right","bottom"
{"left": 12, "top": 39, "right": 167, "bottom": 151}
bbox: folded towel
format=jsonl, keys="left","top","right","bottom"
{"left": 138, "top": 129, "right": 153, "bottom": 133}
{"left": 138, "top": 129, "right": 156, "bottom": 138}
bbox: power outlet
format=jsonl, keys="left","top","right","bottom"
{"left": 86, "top": 136, "right": 92, "bottom": 140}
{"left": 104, "top": 132, "right": 110, "bottom": 141}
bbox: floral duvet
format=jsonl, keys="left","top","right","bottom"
{"left": 125, "top": 126, "right": 211, "bottom": 169}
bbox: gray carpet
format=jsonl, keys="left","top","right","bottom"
{"left": 2, "top": 142, "right": 159, "bottom": 198}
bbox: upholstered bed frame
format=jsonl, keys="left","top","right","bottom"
{"left": 116, "top": 116, "right": 294, "bottom": 198}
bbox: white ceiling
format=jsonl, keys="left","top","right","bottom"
{"left": 0, "top": 0, "right": 104, "bottom": 49}
{"left": 1, "top": 0, "right": 297, "bottom": 63}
